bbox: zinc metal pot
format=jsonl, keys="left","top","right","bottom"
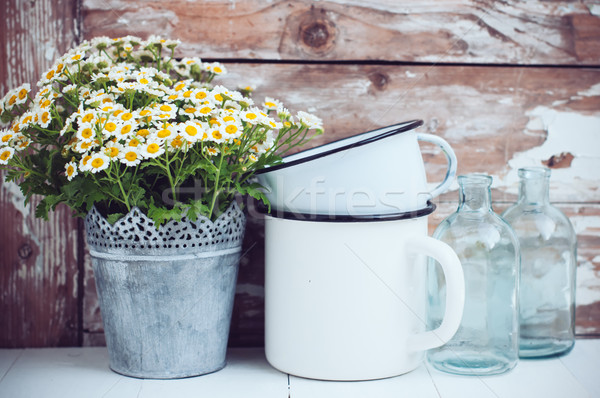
{"left": 263, "top": 205, "right": 465, "bottom": 381}
{"left": 255, "top": 120, "right": 457, "bottom": 216}
{"left": 85, "top": 202, "right": 246, "bottom": 379}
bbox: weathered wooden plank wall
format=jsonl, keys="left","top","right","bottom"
{"left": 1, "top": 0, "right": 599, "bottom": 347}
{"left": 0, "top": 0, "right": 81, "bottom": 347}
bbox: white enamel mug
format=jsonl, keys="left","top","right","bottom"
{"left": 255, "top": 120, "right": 457, "bottom": 216}
{"left": 264, "top": 206, "right": 465, "bottom": 381}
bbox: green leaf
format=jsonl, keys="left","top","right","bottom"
{"left": 106, "top": 212, "right": 125, "bottom": 225}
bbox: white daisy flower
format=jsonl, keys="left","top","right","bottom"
{"left": 88, "top": 152, "right": 110, "bottom": 173}
{"left": 0, "top": 146, "right": 15, "bottom": 164}
{"left": 263, "top": 97, "right": 282, "bottom": 111}
{"left": 103, "top": 141, "right": 123, "bottom": 159}
{"left": 76, "top": 123, "right": 96, "bottom": 141}
{"left": 204, "top": 62, "right": 227, "bottom": 75}
{"left": 74, "top": 139, "right": 98, "bottom": 154}
{"left": 220, "top": 121, "right": 242, "bottom": 140}
{"left": 0, "top": 130, "right": 15, "bottom": 145}
{"left": 297, "top": 111, "right": 323, "bottom": 130}
{"left": 204, "top": 146, "right": 220, "bottom": 157}
{"left": 65, "top": 161, "right": 78, "bottom": 181}
{"left": 178, "top": 121, "right": 205, "bottom": 143}
{"left": 119, "top": 147, "right": 142, "bottom": 166}
{"left": 139, "top": 138, "right": 165, "bottom": 158}
{"left": 240, "top": 108, "right": 264, "bottom": 125}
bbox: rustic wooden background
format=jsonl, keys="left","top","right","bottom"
{"left": 1, "top": 0, "right": 599, "bottom": 347}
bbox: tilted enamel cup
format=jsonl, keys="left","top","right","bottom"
{"left": 263, "top": 205, "right": 465, "bottom": 381}
{"left": 255, "top": 120, "right": 457, "bottom": 216}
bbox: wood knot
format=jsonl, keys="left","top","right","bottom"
{"left": 301, "top": 22, "right": 330, "bottom": 49}
{"left": 368, "top": 72, "right": 390, "bottom": 90}
{"left": 18, "top": 243, "right": 33, "bottom": 259}
{"left": 297, "top": 8, "right": 337, "bottom": 55}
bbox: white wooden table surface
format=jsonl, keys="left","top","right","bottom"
{"left": 1, "top": 339, "right": 599, "bottom": 398}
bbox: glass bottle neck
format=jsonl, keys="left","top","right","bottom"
{"left": 458, "top": 174, "right": 493, "bottom": 213}
{"left": 518, "top": 167, "right": 550, "bottom": 205}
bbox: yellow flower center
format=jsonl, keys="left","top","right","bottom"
{"left": 199, "top": 107, "right": 212, "bottom": 115}
{"left": 225, "top": 125, "right": 238, "bottom": 135}
{"left": 174, "top": 83, "right": 186, "bottom": 91}
{"left": 82, "top": 113, "right": 94, "bottom": 123}
{"left": 139, "top": 78, "right": 149, "bottom": 84}
{"left": 82, "top": 155, "right": 91, "bottom": 165}
{"left": 223, "top": 115, "right": 235, "bottom": 122}
{"left": 183, "top": 90, "right": 193, "bottom": 98}
{"left": 157, "top": 129, "right": 171, "bottom": 138}
{"left": 159, "top": 104, "right": 173, "bottom": 112}
{"left": 120, "top": 125, "right": 132, "bottom": 135}
{"left": 246, "top": 113, "right": 257, "bottom": 120}
{"left": 46, "top": 70, "right": 55, "bottom": 80}
{"left": 41, "top": 112, "right": 50, "bottom": 124}
{"left": 121, "top": 112, "right": 133, "bottom": 121}
{"left": 40, "top": 99, "right": 51, "bottom": 108}
{"left": 171, "top": 137, "right": 183, "bottom": 148}
{"left": 128, "top": 138, "right": 140, "bottom": 147}
{"left": 185, "top": 108, "right": 196, "bottom": 114}
{"left": 212, "top": 130, "right": 222, "bottom": 140}
{"left": 213, "top": 66, "right": 223, "bottom": 74}
{"left": 214, "top": 93, "right": 223, "bottom": 102}
{"left": 56, "top": 63, "right": 64, "bottom": 73}
{"left": 147, "top": 143, "right": 160, "bottom": 154}
{"left": 125, "top": 151, "right": 138, "bottom": 161}
{"left": 71, "top": 54, "right": 82, "bottom": 61}
{"left": 67, "top": 165, "right": 75, "bottom": 176}
{"left": 185, "top": 125, "right": 198, "bottom": 136}
{"left": 91, "top": 158, "right": 104, "bottom": 169}
{"left": 136, "top": 129, "right": 150, "bottom": 137}
{"left": 265, "top": 101, "right": 276, "bottom": 108}
{"left": 2, "top": 134, "right": 13, "bottom": 143}
{"left": 195, "top": 92, "right": 207, "bottom": 100}
{"left": 1, "top": 150, "right": 11, "bottom": 161}
{"left": 105, "top": 122, "right": 117, "bottom": 132}
{"left": 18, "top": 89, "right": 28, "bottom": 100}
{"left": 139, "top": 109, "right": 151, "bottom": 116}
{"left": 81, "top": 128, "right": 93, "bottom": 139}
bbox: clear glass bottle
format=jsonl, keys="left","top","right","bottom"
{"left": 502, "top": 167, "right": 577, "bottom": 358}
{"left": 427, "top": 174, "right": 520, "bottom": 376}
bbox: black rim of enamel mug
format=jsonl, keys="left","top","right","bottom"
{"left": 257, "top": 201, "right": 436, "bottom": 222}
{"left": 254, "top": 119, "right": 424, "bottom": 175}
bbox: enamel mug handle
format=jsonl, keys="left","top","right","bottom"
{"left": 405, "top": 236, "right": 465, "bottom": 352}
{"left": 417, "top": 133, "right": 457, "bottom": 200}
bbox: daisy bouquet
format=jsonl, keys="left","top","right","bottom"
{"left": 0, "top": 36, "right": 323, "bottom": 224}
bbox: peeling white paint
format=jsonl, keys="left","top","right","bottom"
{"left": 2, "top": 181, "right": 29, "bottom": 227}
{"left": 504, "top": 107, "right": 600, "bottom": 198}
{"left": 405, "top": 71, "right": 417, "bottom": 78}
{"left": 589, "top": 4, "right": 600, "bottom": 17}
{"left": 43, "top": 42, "right": 56, "bottom": 62}
{"left": 576, "top": 259, "right": 600, "bottom": 306}
{"left": 578, "top": 83, "right": 600, "bottom": 97}
{"left": 569, "top": 215, "right": 600, "bottom": 235}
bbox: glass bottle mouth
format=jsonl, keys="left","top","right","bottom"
{"left": 518, "top": 167, "right": 551, "bottom": 180}
{"left": 458, "top": 173, "right": 493, "bottom": 187}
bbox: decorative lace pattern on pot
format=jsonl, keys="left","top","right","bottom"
{"left": 85, "top": 201, "right": 246, "bottom": 255}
